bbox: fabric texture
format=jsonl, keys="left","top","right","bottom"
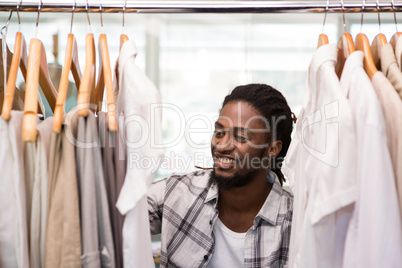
{"left": 0, "top": 111, "right": 29, "bottom": 268}
{"left": 114, "top": 40, "right": 163, "bottom": 268}
{"left": 76, "top": 110, "right": 116, "bottom": 268}
{"left": 44, "top": 111, "right": 81, "bottom": 268}
{"left": 395, "top": 35, "right": 402, "bottom": 70}
{"left": 371, "top": 71, "right": 402, "bottom": 214}
{"left": 148, "top": 170, "right": 293, "bottom": 268}
{"left": 98, "top": 111, "right": 126, "bottom": 268}
{"left": 29, "top": 117, "right": 53, "bottom": 268}
{"left": 341, "top": 51, "right": 402, "bottom": 268}
{"left": 282, "top": 44, "right": 357, "bottom": 268}
{"left": 381, "top": 43, "right": 402, "bottom": 100}
{"left": 206, "top": 218, "right": 246, "bottom": 268}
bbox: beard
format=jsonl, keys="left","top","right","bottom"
{"left": 209, "top": 147, "right": 269, "bottom": 191}
{"left": 208, "top": 167, "right": 259, "bottom": 191}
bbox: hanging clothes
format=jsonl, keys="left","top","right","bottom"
{"left": 98, "top": 111, "right": 126, "bottom": 268}
{"left": 381, "top": 44, "right": 402, "bottom": 100}
{"left": 114, "top": 40, "right": 163, "bottom": 268}
{"left": 370, "top": 71, "right": 402, "bottom": 214}
{"left": 283, "top": 44, "right": 357, "bottom": 268}
{"left": 29, "top": 117, "right": 53, "bottom": 268}
{"left": 76, "top": 110, "right": 116, "bottom": 268}
{"left": 340, "top": 51, "right": 402, "bottom": 268}
{"left": 44, "top": 110, "right": 81, "bottom": 268}
{"left": 395, "top": 36, "right": 402, "bottom": 71}
{"left": 0, "top": 111, "right": 29, "bottom": 268}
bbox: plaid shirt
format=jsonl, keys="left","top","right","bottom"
{"left": 148, "top": 170, "right": 293, "bottom": 268}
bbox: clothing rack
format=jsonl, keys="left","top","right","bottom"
{"left": 0, "top": 0, "right": 402, "bottom": 14}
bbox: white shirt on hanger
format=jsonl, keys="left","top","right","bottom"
{"left": 371, "top": 71, "right": 402, "bottom": 214}
{"left": 115, "top": 40, "right": 164, "bottom": 268}
{"left": 341, "top": 51, "right": 402, "bottom": 268}
{"left": 282, "top": 44, "right": 357, "bottom": 268}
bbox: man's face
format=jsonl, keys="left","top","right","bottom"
{"left": 210, "top": 101, "right": 270, "bottom": 190}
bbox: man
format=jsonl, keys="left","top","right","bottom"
{"left": 148, "top": 84, "right": 294, "bottom": 267}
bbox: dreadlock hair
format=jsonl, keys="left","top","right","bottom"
{"left": 221, "top": 83, "right": 293, "bottom": 185}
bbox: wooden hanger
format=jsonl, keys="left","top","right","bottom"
{"left": 371, "top": 33, "right": 387, "bottom": 70}
{"left": 77, "top": 33, "right": 96, "bottom": 117}
{"left": 37, "top": 39, "right": 58, "bottom": 112}
{"left": 335, "top": 33, "right": 356, "bottom": 78}
{"left": 355, "top": 33, "right": 378, "bottom": 80}
{"left": 390, "top": 32, "right": 402, "bottom": 51}
{"left": 22, "top": 39, "right": 42, "bottom": 142}
{"left": 317, "top": 33, "right": 329, "bottom": 48}
{"left": 120, "top": 34, "right": 129, "bottom": 50}
{"left": 94, "top": 34, "right": 117, "bottom": 131}
{"left": 100, "top": 34, "right": 117, "bottom": 131}
{"left": 92, "top": 36, "right": 104, "bottom": 113}
{"left": 52, "top": 33, "right": 82, "bottom": 133}
{"left": 1, "top": 33, "right": 19, "bottom": 119}
{"left": 2, "top": 32, "right": 45, "bottom": 120}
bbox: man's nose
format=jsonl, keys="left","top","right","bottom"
{"left": 214, "top": 133, "right": 235, "bottom": 151}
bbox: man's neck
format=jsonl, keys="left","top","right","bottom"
{"left": 217, "top": 170, "right": 272, "bottom": 232}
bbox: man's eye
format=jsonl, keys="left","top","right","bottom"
{"left": 236, "top": 135, "right": 247, "bottom": 142}
{"left": 214, "top": 130, "right": 224, "bottom": 137}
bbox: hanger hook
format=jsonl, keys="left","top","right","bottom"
{"left": 35, "top": 0, "right": 42, "bottom": 38}
{"left": 123, "top": 0, "right": 127, "bottom": 29}
{"left": 17, "top": 0, "right": 22, "bottom": 26}
{"left": 70, "top": 0, "right": 76, "bottom": 34}
{"left": 1, "top": 10, "right": 13, "bottom": 36}
{"left": 341, "top": 0, "right": 346, "bottom": 32}
{"left": 322, "top": 0, "right": 330, "bottom": 34}
{"left": 360, "top": 0, "right": 366, "bottom": 33}
{"left": 377, "top": 0, "right": 382, "bottom": 33}
{"left": 100, "top": 2, "right": 104, "bottom": 34}
{"left": 391, "top": 0, "right": 398, "bottom": 32}
{"left": 86, "top": 0, "right": 92, "bottom": 33}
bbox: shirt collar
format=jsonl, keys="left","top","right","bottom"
{"left": 340, "top": 50, "right": 364, "bottom": 97}
{"left": 309, "top": 44, "right": 338, "bottom": 75}
{"left": 380, "top": 43, "right": 397, "bottom": 76}
{"left": 254, "top": 171, "right": 283, "bottom": 226}
{"left": 204, "top": 170, "right": 283, "bottom": 226}
{"left": 119, "top": 40, "right": 138, "bottom": 67}
{"left": 205, "top": 180, "right": 218, "bottom": 204}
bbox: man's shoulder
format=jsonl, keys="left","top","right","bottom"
{"left": 158, "top": 170, "right": 212, "bottom": 198}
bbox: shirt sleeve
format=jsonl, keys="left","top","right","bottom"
{"left": 147, "top": 178, "right": 167, "bottom": 235}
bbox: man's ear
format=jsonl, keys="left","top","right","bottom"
{"left": 268, "top": 140, "right": 283, "bottom": 158}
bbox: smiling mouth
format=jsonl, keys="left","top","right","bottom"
{"left": 217, "top": 157, "right": 237, "bottom": 164}
{"left": 214, "top": 155, "right": 239, "bottom": 170}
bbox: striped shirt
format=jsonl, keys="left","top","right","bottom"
{"left": 148, "top": 170, "right": 293, "bottom": 268}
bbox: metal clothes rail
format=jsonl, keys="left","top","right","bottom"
{"left": 0, "top": 0, "right": 401, "bottom": 14}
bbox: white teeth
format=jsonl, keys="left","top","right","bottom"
{"left": 219, "top": 158, "right": 236, "bottom": 164}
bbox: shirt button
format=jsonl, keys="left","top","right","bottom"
{"left": 204, "top": 255, "right": 208, "bottom": 261}
{"left": 209, "top": 220, "right": 212, "bottom": 225}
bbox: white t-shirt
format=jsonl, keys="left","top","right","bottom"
{"left": 341, "top": 51, "right": 402, "bottom": 268}
{"left": 207, "top": 218, "right": 246, "bottom": 268}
